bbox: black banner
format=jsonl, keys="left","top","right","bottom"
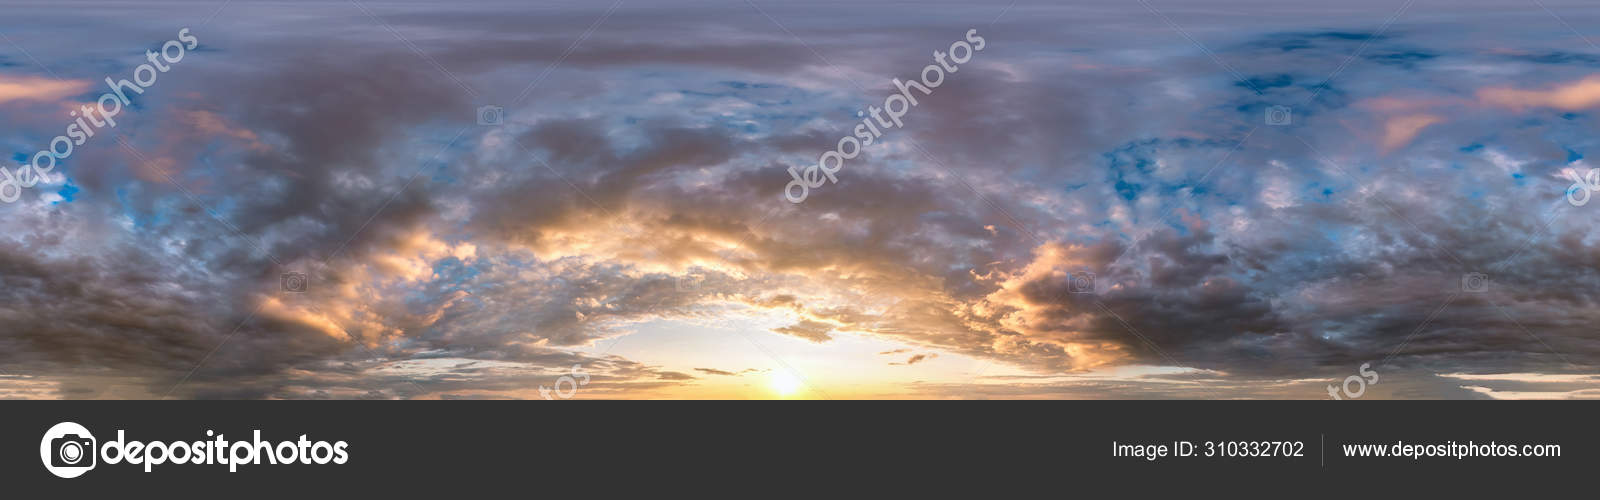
{"left": 3, "top": 401, "right": 1593, "bottom": 494}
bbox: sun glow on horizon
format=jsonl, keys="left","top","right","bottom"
{"left": 770, "top": 371, "right": 803, "bottom": 398}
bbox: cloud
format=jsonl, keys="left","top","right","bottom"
{"left": 693, "top": 367, "right": 764, "bottom": 377}
{"left": 772, "top": 320, "right": 835, "bottom": 343}
{"left": 1441, "top": 373, "right": 1600, "bottom": 400}
{"left": 890, "top": 353, "right": 937, "bottom": 366}
{"left": 0, "top": 74, "right": 88, "bottom": 104}
{"left": 1380, "top": 114, "right": 1444, "bottom": 152}
{"left": 1478, "top": 75, "right": 1600, "bottom": 111}
{"left": 3, "top": 1, "right": 1600, "bottom": 400}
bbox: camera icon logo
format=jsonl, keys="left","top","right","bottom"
{"left": 281, "top": 272, "right": 309, "bottom": 293}
{"left": 40, "top": 422, "right": 96, "bottom": 478}
{"left": 1462, "top": 272, "right": 1490, "bottom": 293}
{"left": 1068, "top": 271, "right": 1096, "bottom": 294}
{"left": 477, "top": 105, "right": 504, "bottom": 126}
{"left": 1265, "top": 105, "right": 1292, "bottom": 126}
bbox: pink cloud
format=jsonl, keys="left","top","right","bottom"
{"left": 0, "top": 74, "right": 90, "bottom": 104}
{"left": 1380, "top": 114, "right": 1444, "bottom": 153}
{"left": 1478, "top": 75, "right": 1600, "bottom": 111}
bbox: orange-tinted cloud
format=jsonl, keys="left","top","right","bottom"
{"left": 1380, "top": 113, "right": 1444, "bottom": 152}
{"left": 1478, "top": 75, "right": 1600, "bottom": 111}
{"left": 0, "top": 74, "right": 89, "bottom": 104}
{"left": 177, "top": 109, "right": 268, "bottom": 150}
{"left": 1357, "top": 75, "right": 1600, "bottom": 150}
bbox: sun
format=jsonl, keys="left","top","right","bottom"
{"left": 769, "top": 371, "right": 804, "bottom": 398}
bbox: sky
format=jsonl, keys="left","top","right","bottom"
{"left": 1, "top": 0, "right": 1598, "bottom": 399}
